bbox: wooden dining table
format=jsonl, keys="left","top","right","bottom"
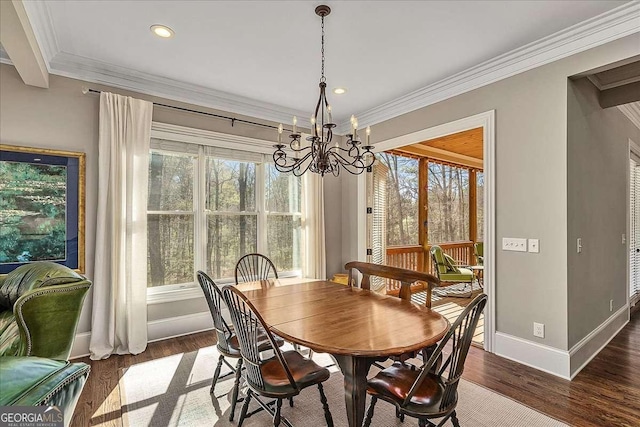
{"left": 234, "top": 278, "right": 450, "bottom": 427}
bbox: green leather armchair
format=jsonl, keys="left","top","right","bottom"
{"left": 0, "top": 261, "right": 91, "bottom": 359}
{"left": 0, "top": 262, "right": 92, "bottom": 426}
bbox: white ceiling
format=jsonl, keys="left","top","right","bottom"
{"left": 13, "top": 1, "right": 637, "bottom": 126}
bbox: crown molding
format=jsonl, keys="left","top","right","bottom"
{"left": 335, "top": 1, "right": 640, "bottom": 133}
{"left": 13, "top": 1, "right": 640, "bottom": 133}
{"left": 20, "top": 0, "right": 58, "bottom": 68}
{"left": 49, "top": 51, "right": 309, "bottom": 126}
{"left": 619, "top": 102, "right": 640, "bottom": 129}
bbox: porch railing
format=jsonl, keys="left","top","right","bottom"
{"left": 385, "top": 241, "right": 476, "bottom": 295}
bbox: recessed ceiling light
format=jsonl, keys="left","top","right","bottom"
{"left": 333, "top": 88, "right": 347, "bottom": 94}
{"left": 150, "top": 24, "right": 174, "bottom": 38}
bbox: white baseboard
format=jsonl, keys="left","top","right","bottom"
{"left": 494, "top": 332, "right": 570, "bottom": 379}
{"left": 147, "top": 311, "right": 213, "bottom": 343}
{"left": 569, "top": 305, "right": 629, "bottom": 379}
{"left": 70, "top": 331, "right": 92, "bottom": 359}
{"left": 69, "top": 311, "right": 214, "bottom": 360}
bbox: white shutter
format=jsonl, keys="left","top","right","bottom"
{"left": 367, "top": 162, "right": 388, "bottom": 292}
{"left": 631, "top": 157, "right": 640, "bottom": 304}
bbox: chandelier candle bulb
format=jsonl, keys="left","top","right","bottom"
{"left": 366, "top": 126, "right": 371, "bottom": 145}
{"left": 327, "top": 105, "right": 333, "bottom": 124}
{"left": 293, "top": 116, "right": 297, "bottom": 134}
{"left": 278, "top": 123, "right": 283, "bottom": 143}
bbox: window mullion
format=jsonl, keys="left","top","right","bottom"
{"left": 256, "top": 163, "right": 267, "bottom": 253}
{"left": 195, "top": 146, "right": 206, "bottom": 278}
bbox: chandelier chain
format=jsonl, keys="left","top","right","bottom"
{"left": 320, "top": 15, "right": 326, "bottom": 82}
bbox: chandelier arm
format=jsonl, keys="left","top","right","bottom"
{"left": 328, "top": 152, "right": 366, "bottom": 175}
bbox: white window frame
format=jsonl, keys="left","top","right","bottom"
{"left": 147, "top": 123, "right": 305, "bottom": 304}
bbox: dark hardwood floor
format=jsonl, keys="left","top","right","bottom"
{"left": 71, "top": 310, "right": 640, "bottom": 427}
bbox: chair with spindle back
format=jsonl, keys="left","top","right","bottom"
{"left": 363, "top": 293, "right": 487, "bottom": 427}
{"left": 344, "top": 261, "right": 441, "bottom": 368}
{"left": 222, "top": 285, "right": 334, "bottom": 427}
{"left": 235, "top": 253, "right": 279, "bottom": 284}
{"left": 197, "top": 271, "right": 283, "bottom": 422}
{"left": 344, "top": 261, "right": 440, "bottom": 308}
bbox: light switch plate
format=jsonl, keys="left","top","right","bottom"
{"left": 502, "top": 237, "right": 527, "bottom": 252}
{"left": 528, "top": 239, "right": 539, "bottom": 253}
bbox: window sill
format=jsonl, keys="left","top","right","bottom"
{"left": 147, "top": 285, "right": 203, "bottom": 305}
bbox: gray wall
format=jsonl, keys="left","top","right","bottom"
{"left": 567, "top": 77, "right": 640, "bottom": 348}
{"left": 344, "top": 34, "right": 640, "bottom": 351}
{"left": 0, "top": 63, "right": 341, "bottom": 332}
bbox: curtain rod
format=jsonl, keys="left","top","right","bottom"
{"left": 82, "top": 87, "right": 284, "bottom": 131}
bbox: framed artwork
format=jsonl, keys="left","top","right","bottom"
{"left": 0, "top": 144, "right": 85, "bottom": 273}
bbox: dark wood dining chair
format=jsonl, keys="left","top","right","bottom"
{"left": 363, "top": 293, "right": 487, "bottom": 427}
{"left": 197, "top": 271, "right": 283, "bottom": 422}
{"left": 344, "top": 261, "right": 440, "bottom": 308}
{"left": 235, "top": 253, "right": 279, "bottom": 284}
{"left": 345, "top": 261, "right": 442, "bottom": 366}
{"left": 222, "top": 285, "right": 334, "bottom": 427}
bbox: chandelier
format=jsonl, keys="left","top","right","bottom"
{"left": 273, "top": 5, "right": 375, "bottom": 177}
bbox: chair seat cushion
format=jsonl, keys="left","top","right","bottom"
{"left": 440, "top": 268, "right": 473, "bottom": 282}
{"left": 0, "top": 356, "right": 90, "bottom": 406}
{"left": 260, "top": 351, "right": 330, "bottom": 394}
{"left": 367, "top": 362, "right": 451, "bottom": 415}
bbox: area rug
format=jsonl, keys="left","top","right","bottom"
{"left": 120, "top": 346, "right": 568, "bottom": 427}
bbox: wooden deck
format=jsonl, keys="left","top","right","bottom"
{"left": 412, "top": 282, "right": 484, "bottom": 346}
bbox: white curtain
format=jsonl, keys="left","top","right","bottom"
{"left": 90, "top": 92, "right": 153, "bottom": 360}
{"left": 303, "top": 173, "right": 326, "bottom": 279}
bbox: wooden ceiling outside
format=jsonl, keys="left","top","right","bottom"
{"left": 391, "top": 127, "right": 484, "bottom": 170}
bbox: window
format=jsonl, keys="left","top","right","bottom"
{"left": 146, "top": 131, "right": 304, "bottom": 295}
{"left": 427, "top": 162, "right": 469, "bottom": 243}
{"left": 147, "top": 151, "right": 196, "bottom": 287}
{"left": 205, "top": 159, "right": 257, "bottom": 279}
{"left": 379, "top": 153, "right": 419, "bottom": 246}
{"left": 265, "top": 164, "right": 302, "bottom": 274}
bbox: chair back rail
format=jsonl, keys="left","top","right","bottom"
{"left": 222, "top": 285, "right": 298, "bottom": 394}
{"left": 404, "top": 293, "right": 487, "bottom": 412}
{"left": 235, "top": 253, "right": 279, "bottom": 284}
{"left": 197, "top": 271, "right": 235, "bottom": 355}
{"left": 344, "top": 261, "right": 439, "bottom": 307}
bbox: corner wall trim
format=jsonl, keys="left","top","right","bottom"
{"left": 494, "top": 332, "right": 570, "bottom": 380}
{"left": 569, "top": 305, "right": 629, "bottom": 379}
{"left": 69, "top": 312, "right": 214, "bottom": 360}
{"left": 70, "top": 331, "right": 91, "bottom": 359}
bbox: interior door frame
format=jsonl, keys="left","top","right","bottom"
{"left": 629, "top": 138, "right": 640, "bottom": 310}
{"left": 356, "top": 110, "right": 496, "bottom": 352}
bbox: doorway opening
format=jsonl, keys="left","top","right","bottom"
{"left": 360, "top": 111, "right": 496, "bottom": 351}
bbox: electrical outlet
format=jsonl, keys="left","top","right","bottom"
{"left": 533, "top": 322, "right": 545, "bottom": 338}
{"left": 622, "top": 234, "right": 626, "bottom": 245}
{"left": 502, "top": 237, "right": 527, "bottom": 252}
{"left": 610, "top": 299, "right": 614, "bottom": 312}
{"left": 528, "top": 239, "right": 539, "bottom": 253}
{"left": 577, "top": 238, "right": 582, "bottom": 253}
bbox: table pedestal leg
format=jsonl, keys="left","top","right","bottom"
{"left": 333, "top": 354, "right": 376, "bottom": 427}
